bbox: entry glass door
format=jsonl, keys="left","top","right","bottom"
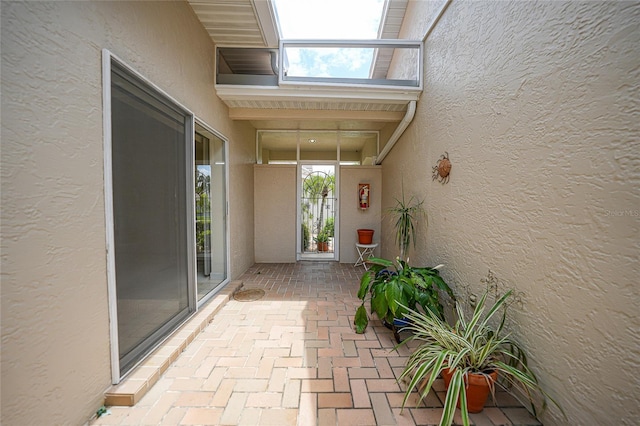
{"left": 299, "top": 163, "right": 337, "bottom": 260}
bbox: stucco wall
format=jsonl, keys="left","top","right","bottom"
{"left": 339, "top": 166, "right": 383, "bottom": 263}
{"left": 1, "top": 1, "right": 255, "bottom": 424}
{"left": 382, "top": 1, "right": 639, "bottom": 424}
{"left": 254, "top": 165, "right": 297, "bottom": 263}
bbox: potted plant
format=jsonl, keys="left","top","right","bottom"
{"left": 388, "top": 185, "right": 425, "bottom": 259}
{"left": 397, "top": 289, "right": 564, "bottom": 426}
{"left": 314, "top": 229, "right": 330, "bottom": 252}
{"left": 357, "top": 228, "right": 375, "bottom": 244}
{"left": 354, "top": 257, "right": 454, "bottom": 342}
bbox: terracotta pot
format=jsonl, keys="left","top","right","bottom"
{"left": 317, "top": 241, "right": 329, "bottom": 252}
{"left": 441, "top": 368, "right": 498, "bottom": 413}
{"left": 357, "top": 229, "right": 374, "bottom": 244}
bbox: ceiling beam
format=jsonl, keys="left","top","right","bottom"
{"left": 228, "top": 108, "right": 405, "bottom": 122}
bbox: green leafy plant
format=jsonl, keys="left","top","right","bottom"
{"left": 313, "top": 228, "right": 330, "bottom": 243}
{"left": 302, "top": 223, "right": 310, "bottom": 250}
{"left": 397, "top": 289, "right": 564, "bottom": 426}
{"left": 96, "top": 406, "right": 109, "bottom": 418}
{"left": 388, "top": 186, "right": 425, "bottom": 259}
{"left": 354, "top": 257, "right": 454, "bottom": 336}
{"left": 324, "top": 217, "right": 335, "bottom": 237}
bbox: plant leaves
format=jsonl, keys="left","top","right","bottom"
{"left": 385, "top": 281, "right": 405, "bottom": 317}
{"left": 357, "top": 272, "right": 371, "bottom": 300}
{"left": 354, "top": 304, "right": 368, "bottom": 334}
{"left": 371, "top": 290, "right": 389, "bottom": 320}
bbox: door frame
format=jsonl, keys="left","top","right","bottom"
{"left": 193, "top": 119, "right": 231, "bottom": 307}
{"left": 296, "top": 161, "right": 340, "bottom": 261}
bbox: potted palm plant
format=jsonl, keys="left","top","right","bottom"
{"left": 314, "top": 229, "right": 330, "bottom": 252}
{"left": 397, "top": 289, "right": 564, "bottom": 426}
{"left": 354, "top": 257, "right": 454, "bottom": 342}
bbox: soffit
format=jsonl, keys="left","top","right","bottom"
{"left": 371, "top": 0, "right": 409, "bottom": 79}
{"left": 188, "top": 0, "right": 276, "bottom": 47}
{"left": 250, "top": 119, "right": 389, "bottom": 131}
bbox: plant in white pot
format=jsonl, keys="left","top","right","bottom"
{"left": 397, "top": 289, "right": 564, "bottom": 426}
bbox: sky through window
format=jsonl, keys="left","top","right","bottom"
{"left": 272, "top": 0, "right": 385, "bottom": 79}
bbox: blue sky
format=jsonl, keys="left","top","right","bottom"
{"left": 272, "top": 0, "right": 385, "bottom": 79}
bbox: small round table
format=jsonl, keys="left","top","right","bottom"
{"left": 355, "top": 243, "right": 378, "bottom": 270}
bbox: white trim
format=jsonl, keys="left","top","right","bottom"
{"left": 251, "top": 0, "right": 280, "bottom": 47}
{"left": 296, "top": 132, "right": 302, "bottom": 259}
{"left": 215, "top": 85, "right": 421, "bottom": 104}
{"left": 281, "top": 39, "right": 423, "bottom": 48}
{"left": 186, "top": 116, "right": 196, "bottom": 312}
{"left": 102, "top": 49, "right": 120, "bottom": 385}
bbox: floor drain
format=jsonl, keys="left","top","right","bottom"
{"left": 233, "top": 288, "right": 265, "bottom": 302}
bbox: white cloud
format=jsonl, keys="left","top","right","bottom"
{"left": 286, "top": 47, "right": 373, "bottom": 78}
{"left": 273, "top": 0, "right": 384, "bottom": 39}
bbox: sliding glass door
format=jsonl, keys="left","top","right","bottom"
{"left": 195, "top": 124, "right": 227, "bottom": 302}
{"left": 109, "top": 60, "right": 194, "bottom": 377}
{"left": 105, "top": 52, "right": 229, "bottom": 381}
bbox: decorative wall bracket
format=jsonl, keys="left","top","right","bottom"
{"left": 432, "top": 152, "right": 451, "bottom": 184}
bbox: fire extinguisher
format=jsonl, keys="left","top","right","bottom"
{"left": 359, "top": 185, "right": 369, "bottom": 209}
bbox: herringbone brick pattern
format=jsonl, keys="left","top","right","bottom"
{"left": 92, "top": 262, "right": 539, "bottom": 425}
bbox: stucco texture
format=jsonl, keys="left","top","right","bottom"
{"left": 254, "top": 165, "right": 297, "bottom": 263}
{"left": 381, "top": 1, "right": 639, "bottom": 424}
{"left": 1, "top": 1, "right": 255, "bottom": 424}
{"left": 339, "top": 166, "right": 383, "bottom": 263}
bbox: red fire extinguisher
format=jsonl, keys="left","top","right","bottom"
{"left": 359, "top": 184, "right": 370, "bottom": 210}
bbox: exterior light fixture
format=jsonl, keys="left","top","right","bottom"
{"left": 308, "top": 138, "right": 317, "bottom": 144}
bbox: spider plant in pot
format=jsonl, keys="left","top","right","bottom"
{"left": 397, "top": 289, "right": 564, "bottom": 426}
{"left": 353, "top": 257, "right": 454, "bottom": 342}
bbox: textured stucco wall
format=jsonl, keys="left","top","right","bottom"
{"left": 339, "top": 166, "right": 383, "bottom": 263}
{"left": 1, "top": 1, "right": 255, "bottom": 424}
{"left": 254, "top": 165, "right": 297, "bottom": 263}
{"left": 382, "top": 1, "right": 639, "bottom": 424}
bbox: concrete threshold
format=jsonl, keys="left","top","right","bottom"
{"left": 104, "top": 280, "right": 244, "bottom": 406}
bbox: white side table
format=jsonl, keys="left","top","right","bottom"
{"left": 355, "top": 243, "right": 378, "bottom": 270}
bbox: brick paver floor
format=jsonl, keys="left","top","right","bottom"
{"left": 91, "top": 262, "right": 540, "bottom": 425}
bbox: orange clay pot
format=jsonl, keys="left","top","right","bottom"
{"left": 317, "top": 242, "right": 329, "bottom": 252}
{"left": 357, "top": 229, "right": 374, "bottom": 244}
{"left": 441, "top": 368, "right": 498, "bottom": 413}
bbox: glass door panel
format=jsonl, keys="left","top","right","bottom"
{"left": 111, "top": 63, "right": 192, "bottom": 376}
{"left": 195, "top": 124, "right": 227, "bottom": 301}
{"left": 299, "top": 163, "right": 337, "bottom": 260}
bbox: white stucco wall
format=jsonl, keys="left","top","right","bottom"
{"left": 254, "top": 165, "right": 297, "bottom": 263}
{"left": 1, "top": 1, "right": 255, "bottom": 424}
{"left": 382, "top": 1, "right": 639, "bottom": 424}
{"left": 339, "top": 166, "right": 383, "bottom": 263}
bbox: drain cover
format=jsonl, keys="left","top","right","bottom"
{"left": 233, "top": 288, "right": 265, "bottom": 302}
